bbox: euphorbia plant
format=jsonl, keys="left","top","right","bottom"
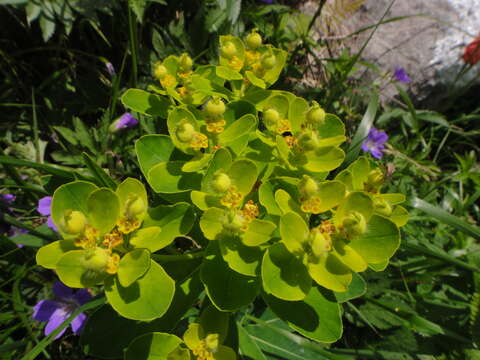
{"left": 35, "top": 30, "right": 408, "bottom": 359}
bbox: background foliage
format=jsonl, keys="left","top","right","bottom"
{"left": 1, "top": 0, "right": 479, "bottom": 359}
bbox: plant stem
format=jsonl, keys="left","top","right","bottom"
{"left": 152, "top": 251, "right": 205, "bottom": 263}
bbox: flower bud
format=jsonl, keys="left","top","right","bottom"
{"left": 299, "top": 175, "right": 318, "bottom": 197}
{"left": 205, "top": 98, "right": 226, "bottom": 117}
{"left": 176, "top": 122, "right": 195, "bottom": 143}
{"left": 343, "top": 211, "right": 367, "bottom": 236}
{"left": 374, "top": 197, "right": 392, "bottom": 216}
{"left": 367, "top": 168, "right": 384, "bottom": 188}
{"left": 62, "top": 210, "right": 86, "bottom": 235}
{"left": 246, "top": 31, "right": 262, "bottom": 49}
{"left": 211, "top": 173, "right": 231, "bottom": 193}
{"left": 311, "top": 232, "right": 331, "bottom": 257}
{"left": 221, "top": 42, "right": 237, "bottom": 59}
{"left": 154, "top": 63, "right": 168, "bottom": 80}
{"left": 306, "top": 104, "right": 326, "bottom": 124}
{"left": 83, "top": 247, "right": 109, "bottom": 272}
{"left": 263, "top": 108, "right": 280, "bottom": 127}
{"left": 297, "top": 132, "right": 318, "bottom": 151}
{"left": 179, "top": 53, "right": 193, "bottom": 71}
{"left": 126, "top": 196, "right": 146, "bottom": 218}
{"left": 261, "top": 53, "right": 276, "bottom": 69}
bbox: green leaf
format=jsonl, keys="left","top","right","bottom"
{"left": 302, "top": 147, "right": 345, "bottom": 173}
{"left": 242, "top": 219, "right": 276, "bottom": 247}
{"left": 237, "top": 323, "right": 267, "bottom": 360}
{"left": 216, "top": 66, "right": 243, "bottom": 80}
{"left": 201, "top": 242, "right": 260, "bottom": 311}
{"left": 389, "top": 205, "right": 409, "bottom": 227}
{"left": 333, "top": 273, "right": 366, "bottom": 303}
{"left": 262, "top": 243, "right": 311, "bottom": 301}
{"left": 199, "top": 305, "right": 230, "bottom": 343}
{"left": 86, "top": 188, "right": 120, "bottom": 235}
{"left": 148, "top": 161, "right": 202, "bottom": 193}
{"left": 135, "top": 135, "right": 175, "bottom": 178}
{"left": 259, "top": 180, "right": 282, "bottom": 216}
{"left": 245, "top": 71, "right": 266, "bottom": 89}
{"left": 228, "top": 159, "right": 257, "bottom": 195}
{"left": 117, "top": 249, "right": 151, "bottom": 287}
{"left": 263, "top": 286, "right": 342, "bottom": 343}
{"left": 349, "top": 215, "right": 400, "bottom": 264}
{"left": 307, "top": 254, "right": 353, "bottom": 292}
{"left": 275, "top": 189, "right": 302, "bottom": 216}
{"left": 36, "top": 240, "right": 78, "bottom": 269}
{"left": 125, "top": 332, "right": 185, "bottom": 360}
{"left": 56, "top": 250, "right": 108, "bottom": 288}
{"left": 143, "top": 203, "right": 196, "bottom": 244}
{"left": 200, "top": 207, "right": 225, "bottom": 240}
{"left": 39, "top": 15, "right": 55, "bottom": 42}
{"left": 219, "top": 114, "right": 257, "bottom": 144}
{"left": 105, "top": 260, "right": 175, "bottom": 321}
{"left": 51, "top": 181, "right": 98, "bottom": 233}
{"left": 121, "top": 89, "right": 170, "bottom": 118}
{"left": 219, "top": 235, "right": 263, "bottom": 276}
{"left": 74, "top": 118, "right": 96, "bottom": 153}
{"left": 130, "top": 227, "right": 166, "bottom": 253}
{"left": 280, "top": 212, "right": 309, "bottom": 254}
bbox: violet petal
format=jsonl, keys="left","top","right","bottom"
{"left": 37, "top": 197, "right": 52, "bottom": 216}
{"left": 53, "top": 281, "right": 74, "bottom": 300}
{"left": 71, "top": 312, "right": 87, "bottom": 335}
{"left": 45, "top": 307, "right": 69, "bottom": 339}
{"left": 33, "top": 300, "right": 62, "bottom": 322}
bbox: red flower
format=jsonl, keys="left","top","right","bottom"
{"left": 463, "top": 37, "right": 480, "bottom": 65}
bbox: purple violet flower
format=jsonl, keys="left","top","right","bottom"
{"left": 260, "top": 0, "right": 274, "bottom": 3}
{"left": 32, "top": 282, "right": 92, "bottom": 339}
{"left": 393, "top": 66, "right": 411, "bottom": 83}
{"left": 113, "top": 113, "right": 139, "bottom": 131}
{"left": 1, "top": 194, "right": 16, "bottom": 204}
{"left": 37, "top": 196, "right": 57, "bottom": 231}
{"left": 106, "top": 62, "right": 116, "bottom": 77}
{"left": 361, "top": 127, "right": 389, "bottom": 159}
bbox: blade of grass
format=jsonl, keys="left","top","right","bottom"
{"left": 81, "top": 152, "right": 117, "bottom": 189}
{"left": 0, "top": 155, "right": 92, "bottom": 181}
{"left": 342, "top": 92, "right": 379, "bottom": 168}
{"left": 31, "top": 88, "right": 40, "bottom": 163}
{"left": 410, "top": 197, "right": 480, "bottom": 240}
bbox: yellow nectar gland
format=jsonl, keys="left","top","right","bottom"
{"left": 245, "top": 50, "right": 261, "bottom": 66}
{"left": 301, "top": 196, "right": 322, "bottom": 214}
{"left": 284, "top": 135, "right": 297, "bottom": 148}
{"left": 74, "top": 224, "right": 98, "bottom": 249}
{"left": 102, "top": 229, "right": 124, "bottom": 249}
{"left": 192, "top": 334, "right": 219, "bottom": 360}
{"left": 160, "top": 73, "right": 176, "bottom": 88}
{"left": 190, "top": 132, "right": 209, "bottom": 150}
{"left": 206, "top": 119, "right": 226, "bottom": 134}
{"left": 240, "top": 200, "right": 259, "bottom": 231}
{"left": 117, "top": 217, "right": 141, "bottom": 234}
{"left": 220, "top": 185, "right": 243, "bottom": 208}
{"left": 252, "top": 62, "right": 265, "bottom": 78}
{"left": 228, "top": 56, "right": 244, "bottom": 71}
{"left": 106, "top": 253, "right": 120, "bottom": 274}
{"left": 178, "top": 70, "right": 193, "bottom": 80}
{"left": 276, "top": 119, "right": 292, "bottom": 134}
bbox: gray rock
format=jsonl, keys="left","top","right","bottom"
{"left": 302, "top": 0, "right": 480, "bottom": 109}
